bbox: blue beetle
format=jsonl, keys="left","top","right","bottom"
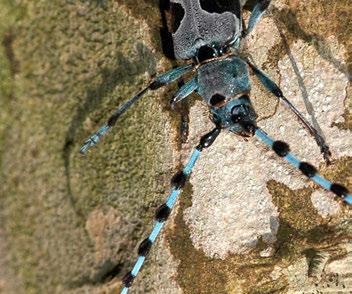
{"left": 79, "top": 1, "right": 352, "bottom": 292}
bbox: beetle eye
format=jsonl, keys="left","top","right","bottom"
{"left": 231, "top": 105, "right": 248, "bottom": 123}
{"left": 231, "top": 114, "right": 242, "bottom": 123}
{"left": 197, "top": 46, "right": 216, "bottom": 63}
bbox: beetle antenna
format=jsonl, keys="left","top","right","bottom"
{"left": 120, "top": 126, "right": 221, "bottom": 293}
{"left": 255, "top": 128, "right": 352, "bottom": 205}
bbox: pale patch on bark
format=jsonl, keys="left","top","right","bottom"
{"left": 86, "top": 207, "right": 122, "bottom": 264}
{"left": 311, "top": 190, "right": 341, "bottom": 218}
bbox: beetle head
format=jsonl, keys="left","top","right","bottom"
{"left": 211, "top": 95, "right": 257, "bottom": 137}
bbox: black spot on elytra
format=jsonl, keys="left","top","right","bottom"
{"left": 199, "top": 0, "right": 241, "bottom": 19}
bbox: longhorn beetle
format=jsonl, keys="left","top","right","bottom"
{"left": 79, "top": 1, "right": 352, "bottom": 293}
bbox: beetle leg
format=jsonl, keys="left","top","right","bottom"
{"left": 170, "top": 76, "right": 198, "bottom": 109}
{"left": 79, "top": 64, "right": 194, "bottom": 154}
{"left": 246, "top": 60, "right": 331, "bottom": 163}
{"left": 243, "top": 0, "right": 271, "bottom": 37}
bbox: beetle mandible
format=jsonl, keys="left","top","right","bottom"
{"left": 79, "top": 1, "right": 352, "bottom": 293}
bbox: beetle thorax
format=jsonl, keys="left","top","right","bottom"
{"left": 197, "top": 56, "right": 251, "bottom": 107}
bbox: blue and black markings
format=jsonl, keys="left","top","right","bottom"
{"left": 78, "top": 0, "right": 351, "bottom": 293}
{"left": 120, "top": 145, "right": 206, "bottom": 294}
{"left": 255, "top": 129, "right": 352, "bottom": 204}
{"left": 171, "top": 171, "right": 188, "bottom": 188}
{"left": 299, "top": 162, "right": 317, "bottom": 178}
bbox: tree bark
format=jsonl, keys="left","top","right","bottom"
{"left": 0, "top": 1, "right": 351, "bottom": 293}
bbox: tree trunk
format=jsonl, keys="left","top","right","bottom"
{"left": 0, "top": 1, "right": 351, "bottom": 293}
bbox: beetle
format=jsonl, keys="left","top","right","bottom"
{"left": 79, "top": 0, "right": 352, "bottom": 293}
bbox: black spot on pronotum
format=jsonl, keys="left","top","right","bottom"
{"left": 138, "top": 238, "right": 153, "bottom": 256}
{"left": 199, "top": 0, "right": 221, "bottom": 13}
{"left": 155, "top": 203, "right": 171, "bottom": 222}
{"left": 299, "top": 162, "right": 317, "bottom": 178}
{"left": 210, "top": 93, "right": 226, "bottom": 107}
{"left": 122, "top": 271, "right": 135, "bottom": 288}
{"left": 330, "top": 183, "right": 349, "bottom": 197}
{"left": 171, "top": 171, "right": 187, "bottom": 188}
{"left": 272, "top": 141, "right": 290, "bottom": 157}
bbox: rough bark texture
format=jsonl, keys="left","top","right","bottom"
{"left": 0, "top": 0, "right": 351, "bottom": 293}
